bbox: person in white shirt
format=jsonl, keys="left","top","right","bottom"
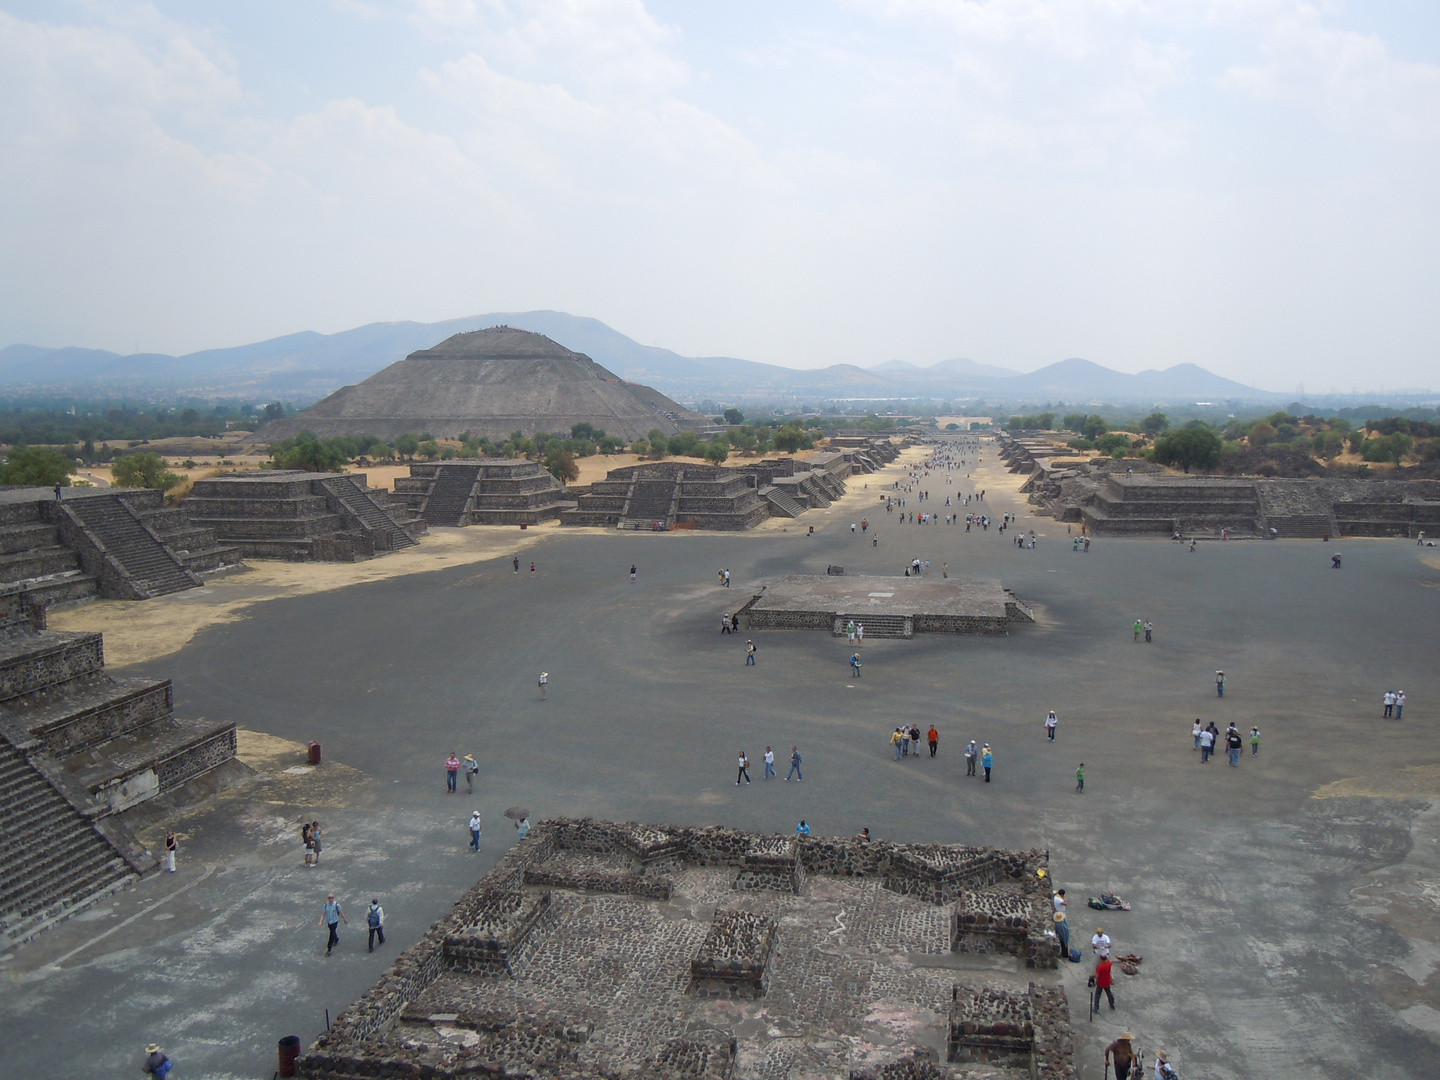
{"left": 1091, "top": 928, "right": 1111, "bottom": 957}
{"left": 1192, "top": 719, "right": 1203, "bottom": 751}
{"left": 1045, "top": 712, "right": 1058, "bottom": 742}
{"left": 1053, "top": 889, "right": 1067, "bottom": 915}
{"left": 1396, "top": 690, "right": 1406, "bottom": 719}
{"left": 763, "top": 747, "right": 776, "bottom": 780}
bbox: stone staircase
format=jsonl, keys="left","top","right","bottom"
{"left": 620, "top": 474, "right": 682, "bottom": 529}
{"left": 0, "top": 499, "right": 97, "bottom": 608}
{"left": 61, "top": 496, "right": 201, "bottom": 598}
{"left": 760, "top": 486, "right": 806, "bottom": 518}
{"left": 0, "top": 739, "right": 136, "bottom": 942}
{"left": 833, "top": 613, "right": 911, "bottom": 638}
{"left": 1265, "top": 514, "right": 1334, "bottom": 538}
{"left": 418, "top": 465, "right": 482, "bottom": 527}
{"left": 320, "top": 476, "right": 419, "bottom": 549}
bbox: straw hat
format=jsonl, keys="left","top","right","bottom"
{"left": 1156, "top": 1050, "right": 1168, "bottom": 1061}
{"left": 146, "top": 1045, "right": 160, "bottom": 1053}
{"left": 1052, "top": 912, "right": 1066, "bottom": 923}
{"left": 1119, "top": 1032, "right": 1134, "bottom": 1041}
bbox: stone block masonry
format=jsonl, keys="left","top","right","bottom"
{"left": 744, "top": 575, "right": 1035, "bottom": 638}
{"left": 300, "top": 818, "right": 1072, "bottom": 1080}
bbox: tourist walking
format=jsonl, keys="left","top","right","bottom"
{"left": 1144, "top": 620, "right": 1153, "bottom": 642}
{"left": 763, "top": 746, "right": 775, "bottom": 779}
{"left": 1133, "top": 619, "right": 1142, "bottom": 642}
{"left": 723, "top": 569, "right": 730, "bottom": 587}
{"left": 302, "top": 821, "right": 314, "bottom": 867}
{"left": 142, "top": 1044, "right": 172, "bottom": 1078}
{"left": 846, "top": 619, "right": 857, "bottom": 644}
{"left": 1045, "top": 711, "right": 1058, "bottom": 741}
{"left": 1226, "top": 725, "right": 1243, "bottom": 766}
{"left": 469, "top": 809, "right": 482, "bottom": 851}
{"left": 1105, "top": 1034, "right": 1137, "bottom": 1080}
{"left": 309, "top": 821, "right": 323, "bottom": 865}
{"left": 736, "top": 751, "right": 751, "bottom": 785}
{"left": 850, "top": 653, "right": 862, "bottom": 677}
{"left": 1384, "top": 690, "right": 1395, "bottom": 717}
{"left": 366, "top": 898, "right": 386, "bottom": 952}
{"left": 1154, "top": 1050, "right": 1177, "bottom": 1080}
{"left": 965, "top": 740, "right": 978, "bottom": 776}
{"left": 927, "top": 725, "right": 939, "bottom": 757}
{"left": 1076, "top": 763, "right": 1085, "bottom": 792}
{"left": 900, "top": 727, "right": 911, "bottom": 756}
{"left": 1093, "top": 955, "right": 1115, "bottom": 1011}
{"left": 164, "top": 830, "right": 178, "bottom": 873}
{"left": 856, "top": 624, "right": 864, "bottom": 647}
{"left": 891, "top": 727, "right": 903, "bottom": 759}
{"left": 746, "top": 639, "right": 756, "bottom": 665}
{"left": 795, "top": 819, "right": 810, "bottom": 836}
{"left": 630, "top": 564, "right": 637, "bottom": 581}
{"left": 721, "top": 614, "right": 732, "bottom": 634}
{"left": 463, "top": 754, "right": 479, "bottom": 793}
{"left": 530, "top": 561, "right": 536, "bottom": 576}
{"left": 1251, "top": 726, "right": 1261, "bottom": 755}
{"left": 538, "top": 671, "right": 548, "bottom": 700}
{"left": 1397, "top": 690, "right": 1406, "bottom": 719}
{"left": 1215, "top": 670, "right": 1226, "bottom": 697}
{"left": 446, "top": 752, "right": 460, "bottom": 792}
{"left": 786, "top": 746, "right": 803, "bottom": 781}
{"left": 1192, "top": 719, "right": 1203, "bottom": 750}
{"left": 320, "top": 894, "right": 347, "bottom": 954}
{"left": 982, "top": 745, "right": 993, "bottom": 782}
{"left": 513, "top": 556, "right": 520, "bottom": 574}
{"left": 1199, "top": 725, "right": 1215, "bottom": 763}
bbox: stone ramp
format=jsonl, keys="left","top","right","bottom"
{"left": 417, "top": 464, "right": 481, "bottom": 526}
{"left": 61, "top": 495, "right": 201, "bottom": 598}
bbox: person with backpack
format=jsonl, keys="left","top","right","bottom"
{"left": 850, "top": 653, "right": 862, "bottom": 677}
{"left": 745, "top": 639, "right": 757, "bottom": 666}
{"left": 142, "top": 1044, "right": 172, "bottom": 1077}
{"left": 1225, "top": 725, "right": 1243, "bottom": 766}
{"left": 366, "top": 899, "right": 386, "bottom": 952}
{"left": 463, "top": 754, "right": 479, "bottom": 794}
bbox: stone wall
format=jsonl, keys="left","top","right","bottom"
{"left": 689, "top": 909, "right": 776, "bottom": 998}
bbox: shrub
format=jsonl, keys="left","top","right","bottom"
{"left": 267, "top": 431, "right": 351, "bottom": 472}
{"left": 1152, "top": 424, "right": 1223, "bottom": 473}
{"left": 704, "top": 440, "right": 730, "bottom": 464}
{"left": 723, "top": 408, "right": 744, "bottom": 425}
{"left": 544, "top": 448, "right": 579, "bottom": 483}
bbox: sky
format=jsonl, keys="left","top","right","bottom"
{"left": 1, "top": 1, "right": 1437, "bottom": 390}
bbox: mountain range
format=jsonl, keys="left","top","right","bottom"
{"left": 0, "top": 311, "right": 1279, "bottom": 405}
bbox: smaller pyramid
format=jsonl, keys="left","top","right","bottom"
{"left": 264, "top": 327, "right": 706, "bottom": 442}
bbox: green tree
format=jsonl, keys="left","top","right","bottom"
{"left": 111, "top": 452, "right": 182, "bottom": 490}
{"left": 544, "top": 448, "right": 579, "bottom": 483}
{"left": 1082, "top": 415, "right": 1109, "bottom": 440}
{"left": 1139, "top": 412, "right": 1169, "bottom": 435}
{"left": 1248, "top": 422, "right": 1277, "bottom": 447}
{"left": 394, "top": 433, "right": 420, "bottom": 459}
{"left": 773, "top": 423, "right": 813, "bottom": 453}
{"left": 417, "top": 440, "right": 441, "bottom": 461}
{"left": 1152, "top": 424, "right": 1223, "bottom": 473}
{"left": 268, "top": 431, "right": 351, "bottom": 472}
{"left": 1063, "top": 413, "right": 1088, "bottom": 433}
{"left": 261, "top": 402, "right": 285, "bottom": 422}
{"left": 723, "top": 408, "right": 744, "bottom": 425}
{"left": 0, "top": 446, "right": 75, "bottom": 487}
{"left": 367, "top": 442, "right": 394, "bottom": 461}
{"left": 704, "top": 440, "right": 730, "bottom": 464}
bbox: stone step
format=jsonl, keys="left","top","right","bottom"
{"left": 0, "top": 546, "right": 83, "bottom": 582}
{"left": 0, "top": 522, "right": 60, "bottom": 556}
{"left": 5, "top": 675, "right": 173, "bottom": 755}
{"left": 760, "top": 487, "right": 805, "bottom": 518}
{"left": 320, "top": 477, "right": 419, "bottom": 547}
{"left": 64, "top": 497, "right": 198, "bottom": 597}
{"left": 0, "top": 632, "right": 105, "bottom": 701}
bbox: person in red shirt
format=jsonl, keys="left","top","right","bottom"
{"left": 927, "top": 726, "right": 939, "bottom": 757}
{"left": 1093, "top": 956, "right": 1115, "bottom": 1011}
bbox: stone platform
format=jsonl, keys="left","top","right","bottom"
{"left": 299, "top": 819, "right": 1073, "bottom": 1080}
{"left": 741, "top": 575, "right": 1035, "bottom": 638}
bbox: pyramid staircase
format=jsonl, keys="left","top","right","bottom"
{"left": 620, "top": 473, "right": 682, "bottom": 530}
{"left": 759, "top": 486, "right": 806, "bottom": 518}
{"left": 0, "top": 592, "right": 239, "bottom": 942}
{"left": 320, "top": 476, "right": 420, "bottom": 548}
{"left": 60, "top": 495, "right": 202, "bottom": 598}
{"left": 417, "top": 465, "right": 482, "bottom": 527}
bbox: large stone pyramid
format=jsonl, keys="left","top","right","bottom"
{"left": 263, "top": 327, "right": 706, "bottom": 442}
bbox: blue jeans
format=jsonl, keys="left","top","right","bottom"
{"left": 787, "top": 763, "right": 802, "bottom": 781}
{"left": 470, "top": 828, "right": 480, "bottom": 850}
{"left": 1217, "top": 683, "right": 1224, "bottom": 697}
{"left": 447, "top": 770, "right": 458, "bottom": 791}
{"left": 764, "top": 761, "right": 775, "bottom": 778}
{"left": 1397, "top": 706, "right": 1403, "bottom": 719}
{"left": 1228, "top": 748, "right": 1240, "bottom": 766}
{"left": 901, "top": 738, "right": 910, "bottom": 756}
{"left": 746, "top": 654, "right": 755, "bottom": 665}
{"left": 893, "top": 743, "right": 902, "bottom": 759}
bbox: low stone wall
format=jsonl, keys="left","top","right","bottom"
{"left": 522, "top": 862, "right": 674, "bottom": 900}
{"left": 689, "top": 909, "right": 776, "bottom": 998}
{"left": 154, "top": 725, "right": 238, "bottom": 793}
{"left": 947, "top": 987, "right": 1034, "bottom": 1069}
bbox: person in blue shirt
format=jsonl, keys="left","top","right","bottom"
{"left": 320, "top": 894, "right": 347, "bottom": 954}
{"left": 982, "top": 745, "right": 994, "bottom": 782}
{"left": 786, "top": 747, "right": 802, "bottom": 781}
{"left": 796, "top": 819, "right": 811, "bottom": 836}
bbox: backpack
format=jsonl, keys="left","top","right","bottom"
{"left": 1068, "top": 947, "right": 1083, "bottom": 964}
{"left": 368, "top": 907, "right": 381, "bottom": 928}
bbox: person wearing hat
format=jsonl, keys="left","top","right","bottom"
{"left": 1154, "top": 1049, "right": 1177, "bottom": 1080}
{"left": 1215, "top": 670, "right": 1225, "bottom": 697}
{"left": 142, "top": 1044, "right": 172, "bottom": 1077}
{"left": 538, "top": 672, "right": 548, "bottom": 700}
{"left": 320, "top": 893, "right": 347, "bottom": 954}
{"left": 1053, "top": 910, "right": 1070, "bottom": 958}
{"left": 1105, "top": 1033, "right": 1136, "bottom": 1080}
{"left": 463, "top": 754, "right": 479, "bottom": 794}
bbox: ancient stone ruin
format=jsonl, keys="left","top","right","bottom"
{"left": 1000, "top": 432, "right": 1440, "bottom": 538}
{"left": 299, "top": 818, "right": 1074, "bottom": 1080}
{"left": 741, "top": 575, "right": 1035, "bottom": 638}
{"left": 183, "top": 471, "right": 425, "bottom": 560}
{"left": 562, "top": 463, "right": 769, "bottom": 530}
{"left": 262, "top": 326, "right": 708, "bottom": 443}
{"left": 0, "top": 593, "right": 241, "bottom": 942}
{"left": 394, "top": 461, "right": 573, "bottom": 527}
{"left": 0, "top": 487, "right": 241, "bottom": 607}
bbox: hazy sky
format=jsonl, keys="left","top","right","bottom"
{"left": 2, "top": 1, "right": 1437, "bottom": 389}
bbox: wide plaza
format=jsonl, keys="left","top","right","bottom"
{"left": 1, "top": 442, "right": 1437, "bottom": 1079}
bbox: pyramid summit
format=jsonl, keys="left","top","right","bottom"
{"left": 261, "top": 326, "right": 706, "bottom": 442}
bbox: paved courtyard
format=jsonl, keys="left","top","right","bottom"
{"left": 2, "top": 443, "right": 1438, "bottom": 1079}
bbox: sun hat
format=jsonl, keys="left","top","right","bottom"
{"left": 146, "top": 1045, "right": 160, "bottom": 1053}
{"left": 1119, "top": 1032, "right": 1134, "bottom": 1041}
{"left": 1053, "top": 912, "right": 1066, "bottom": 923}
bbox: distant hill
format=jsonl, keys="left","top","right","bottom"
{"left": 0, "top": 311, "right": 1279, "bottom": 405}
